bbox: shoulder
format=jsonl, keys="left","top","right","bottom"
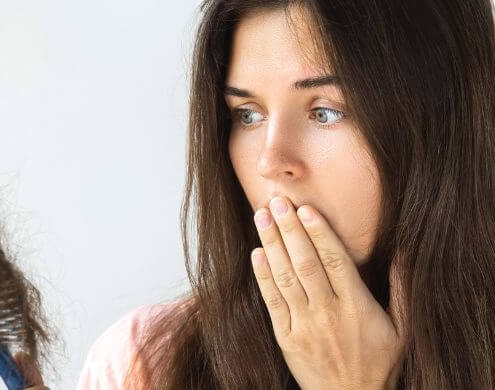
{"left": 76, "top": 300, "right": 183, "bottom": 390}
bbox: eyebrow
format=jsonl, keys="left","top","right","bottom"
{"left": 223, "top": 74, "right": 341, "bottom": 98}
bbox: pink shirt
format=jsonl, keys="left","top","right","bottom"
{"left": 76, "top": 302, "right": 177, "bottom": 390}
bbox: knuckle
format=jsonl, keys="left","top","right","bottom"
{"left": 275, "top": 269, "right": 298, "bottom": 288}
{"left": 315, "top": 308, "right": 339, "bottom": 331}
{"left": 257, "top": 269, "right": 273, "bottom": 282}
{"left": 266, "top": 292, "right": 285, "bottom": 310}
{"left": 320, "top": 248, "right": 346, "bottom": 272}
{"left": 342, "top": 305, "right": 359, "bottom": 321}
{"left": 280, "top": 332, "right": 309, "bottom": 353}
{"left": 263, "top": 233, "right": 278, "bottom": 248}
{"left": 279, "top": 221, "right": 296, "bottom": 234}
{"left": 309, "top": 228, "right": 326, "bottom": 241}
{"left": 341, "top": 298, "right": 363, "bottom": 319}
{"left": 275, "top": 327, "right": 292, "bottom": 342}
{"left": 344, "top": 298, "right": 369, "bottom": 319}
{"left": 295, "top": 257, "right": 320, "bottom": 279}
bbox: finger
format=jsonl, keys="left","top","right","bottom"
{"left": 254, "top": 206, "right": 308, "bottom": 315}
{"left": 268, "top": 196, "right": 337, "bottom": 308}
{"left": 13, "top": 351, "right": 44, "bottom": 387}
{"left": 251, "top": 248, "right": 291, "bottom": 336}
{"left": 296, "top": 204, "right": 369, "bottom": 305}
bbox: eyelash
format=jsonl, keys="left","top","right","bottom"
{"left": 229, "top": 107, "right": 347, "bottom": 130}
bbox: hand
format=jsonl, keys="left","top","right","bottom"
{"left": 13, "top": 351, "right": 49, "bottom": 390}
{"left": 251, "top": 196, "right": 407, "bottom": 390}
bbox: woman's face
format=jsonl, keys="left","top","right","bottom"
{"left": 226, "top": 6, "right": 382, "bottom": 265}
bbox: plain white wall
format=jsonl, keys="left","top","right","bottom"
{"left": 0, "top": 1, "right": 201, "bottom": 388}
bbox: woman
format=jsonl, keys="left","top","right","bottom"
{"left": 77, "top": 0, "right": 495, "bottom": 389}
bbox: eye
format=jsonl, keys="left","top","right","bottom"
{"left": 230, "top": 106, "right": 346, "bottom": 129}
{"left": 309, "top": 107, "right": 346, "bottom": 128}
{"left": 231, "top": 108, "right": 264, "bottom": 126}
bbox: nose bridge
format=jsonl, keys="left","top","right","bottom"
{"left": 266, "top": 108, "right": 296, "bottom": 146}
{"left": 256, "top": 106, "right": 305, "bottom": 178}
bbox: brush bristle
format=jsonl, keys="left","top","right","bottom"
{"left": 0, "top": 280, "right": 27, "bottom": 348}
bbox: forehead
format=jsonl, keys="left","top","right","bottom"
{"left": 226, "top": 6, "right": 331, "bottom": 80}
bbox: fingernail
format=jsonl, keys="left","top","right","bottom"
{"left": 297, "top": 206, "right": 313, "bottom": 223}
{"left": 255, "top": 211, "right": 271, "bottom": 229}
{"left": 271, "top": 197, "right": 288, "bottom": 216}
{"left": 251, "top": 249, "right": 265, "bottom": 265}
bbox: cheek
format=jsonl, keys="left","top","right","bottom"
{"left": 228, "top": 132, "right": 259, "bottom": 205}
{"left": 316, "top": 149, "right": 382, "bottom": 264}
{"left": 228, "top": 131, "right": 248, "bottom": 177}
{"left": 343, "top": 168, "right": 382, "bottom": 263}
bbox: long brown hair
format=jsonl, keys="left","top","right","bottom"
{"left": 125, "top": 0, "right": 495, "bottom": 388}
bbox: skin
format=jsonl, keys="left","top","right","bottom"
{"left": 226, "top": 5, "right": 407, "bottom": 389}
{"left": 226, "top": 5, "right": 382, "bottom": 265}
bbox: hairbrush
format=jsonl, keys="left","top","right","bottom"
{"left": 0, "top": 278, "right": 28, "bottom": 390}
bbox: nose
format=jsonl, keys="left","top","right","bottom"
{"left": 256, "top": 113, "right": 306, "bottom": 180}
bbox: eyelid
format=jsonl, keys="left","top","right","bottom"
{"left": 312, "top": 98, "right": 347, "bottom": 112}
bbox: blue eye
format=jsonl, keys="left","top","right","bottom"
{"left": 234, "top": 109, "right": 264, "bottom": 125}
{"left": 231, "top": 107, "right": 346, "bottom": 129}
{"left": 310, "top": 107, "right": 345, "bottom": 127}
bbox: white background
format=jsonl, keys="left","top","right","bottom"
{"left": 0, "top": 1, "right": 200, "bottom": 387}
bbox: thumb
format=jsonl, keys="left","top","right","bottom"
{"left": 13, "top": 351, "right": 44, "bottom": 388}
